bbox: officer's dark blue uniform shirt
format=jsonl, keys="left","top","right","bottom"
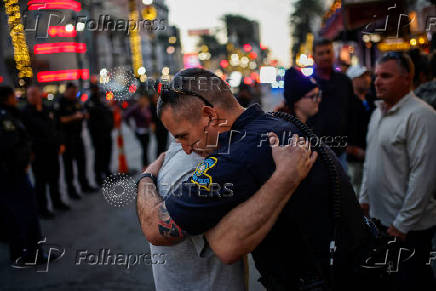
{"left": 166, "top": 104, "right": 280, "bottom": 234}
{"left": 165, "top": 104, "right": 369, "bottom": 285}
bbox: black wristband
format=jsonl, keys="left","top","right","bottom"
{"left": 136, "top": 173, "right": 158, "bottom": 187}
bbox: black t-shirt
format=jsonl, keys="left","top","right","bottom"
{"left": 165, "top": 105, "right": 370, "bottom": 287}
{"left": 0, "top": 104, "right": 31, "bottom": 178}
{"left": 347, "top": 94, "right": 376, "bottom": 163}
{"left": 55, "top": 96, "right": 84, "bottom": 136}
{"left": 84, "top": 95, "right": 114, "bottom": 135}
{"left": 21, "top": 104, "right": 61, "bottom": 153}
{"left": 309, "top": 70, "right": 354, "bottom": 156}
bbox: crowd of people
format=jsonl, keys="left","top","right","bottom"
{"left": 0, "top": 36, "right": 435, "bottom": 290}
{"left": 135, "top": 39, "right": 435, "bottom": 291}
{"left": 0, "top": 82, "right": 167, "bottom": 266}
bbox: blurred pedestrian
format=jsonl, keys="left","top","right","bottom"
{"left": 21, "top": 86, "right": 70, "bottom": 219}
{"left": 282, "top": 66, "right": 321, "bottom": 124}
{"left": 55, "top": 82, "right": 97, "bottom": 200}
{"left": 236, "top": 83, "right": 253, "bottom": 108}
{"left": 409, "top": 48, "right": 431, "bottom": 90}
{"left": 123, "top": 94, "right": 154, "bottom": 168}
{"left": 310, "top": 38, "right": 354, "bottom": 170}
{"left": 345, "top": 66, "right": 376, "bottom": 194}
{"left": 150, "top": 91, "right": 169, "bottom": 156}
{"left": 414, "top": 53, "right": 436, "bottom": 110}
{"left": 359, "top": 52, "right": 436, "bottom": 291}
{"left": 85, "top": 83, "right": 114, "bottom": 185}
{"left": 0, "top": 86, "right": 61, "bottom": 266}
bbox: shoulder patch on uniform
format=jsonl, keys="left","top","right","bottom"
{"left": 191, "top": 157, "right": 218, "bottom": 191}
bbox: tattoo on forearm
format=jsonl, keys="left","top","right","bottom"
{"left": 157, "top": 202, "right": 185, "bottom": 239}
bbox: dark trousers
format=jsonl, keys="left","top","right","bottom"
{"left": 389, "top": 226, "right": 436, "bottom": 291}
{"left": 62, "top": 135, "right": 90, "bottom": 192}
{"left": 0, "top": 173, "right": 42, "bottom": 261}
{"left": 135, "top": 132, "right": 149, "bottom": 167}
{"left": 32, "top": 150, "right": 63, "bottom": 212}
{"left": 90, "top": 132, "right": 112, "bottom": 184}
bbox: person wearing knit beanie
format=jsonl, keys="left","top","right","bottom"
{"left": 282, "top": 67, "right": 321, "bottom": 123}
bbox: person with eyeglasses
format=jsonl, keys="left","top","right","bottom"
{"left": 136, "top": 68, "right": 375, "bottom": 290}
{"left": 281, "top": 66, "right": 321, "bottom": 124}
{"left": 359, "top": 52, "right": 436, "bottom": 291}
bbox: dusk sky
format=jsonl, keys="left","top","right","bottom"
{"left": 166, "top": 0, "right": 292, "bottom": 67}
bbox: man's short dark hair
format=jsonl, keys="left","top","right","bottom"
{"left": 313, "top": 37, "right": 333, "bottom": 52}
{"left": 376, "top": 52, "right": 415, "bottom": 78}
{"left": 0, "top": 86, "right": 15, "bottom": 104}
{"left": 156, "top": 68, "right": 237, "bottom": 121}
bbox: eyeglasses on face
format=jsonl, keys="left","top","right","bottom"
{"left": 303, "top": 90, "right": 322, "bottom": 102}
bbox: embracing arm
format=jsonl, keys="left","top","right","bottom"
{"left": 137, "top": 134, "right": 317, "bottom": 254}
{"left": 136, "top": 176, "right": 186, "bottom": 246}
{"left": 206, "top": 133, "right": 317, "bottom": 264}
{"left": 205, "top": 168, "right": 299, "bottom": 264}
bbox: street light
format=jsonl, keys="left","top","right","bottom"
{"left": 65, "top": 24, "right": 74, "bottom": 32}
{"left": 76, "top": 22, "right": 85, "bottom": 31}
{"left": 137, "top": 66, "right": 146, "bottom": 75}
{"left": 142, "top": 0, "right": 153, "bottom": 5}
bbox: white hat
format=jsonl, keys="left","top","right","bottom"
{"left": 346, "top": 65, "right": 369, "bottom": 79}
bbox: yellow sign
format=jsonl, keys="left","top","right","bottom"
{"left": 3, "top": 0, "right": 33, "bottom": 79}
{"left": 142, "top": 5, "right": 157, "bottom": 21}
{"left": 377, "top": 42, "right": 411, "bottom": 52}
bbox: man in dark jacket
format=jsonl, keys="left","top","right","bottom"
{"left": 345, "top": 66, "right": 376, "bottom": 194}
{"left": 22, "top": 86, "right": 70, "bottom": 218}
{"left": 0, "top": 86, "right": 61, "bottom": 266}
{"left": 309, "top": 38, "right": 354, "bottom": 171}
{"left": 85, "top": 83, "right": 114, "bottom": 185}
{"left": 55, "top": 83, "right": 97, "bottom": 199}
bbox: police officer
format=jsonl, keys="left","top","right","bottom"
{"left": 55, "top": 82, "right": 97, "bottom": 199}
{"left": 84, "top": 83, "right": 114, "bottom": 185}
{"left": 137, "top": 69, "right": 375, "bottom": 291}
{"left": 21, "top": 86, "right": 71, "bottom": 219}
{"left": 0, "top": 86, "right": 44, "bottom": 265}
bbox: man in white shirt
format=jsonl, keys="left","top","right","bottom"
{"left": 148, "top": 142, "right": 245, "bottom": 291}
{"left": 359, "top": 52, "right": 436, "bottom": 291}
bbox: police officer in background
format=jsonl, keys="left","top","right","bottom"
{"left": 55, "top": 82, "right": 97, "bottom": 199}
{"left": 0, "top": 86, "right": 48, "bottom": 266}
{"left": 21, "top": 86, "right": 71, "bottom": 219}
{"left": 137, "top": 69, "right": 375, "bottom": 291}
{"left": 84, "top": 83, "right": 114, "bottom": 185}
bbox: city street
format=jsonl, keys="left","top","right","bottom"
{"left": 1, "top": 0, "right": 435, "bottom": 289}
{"left": 0, "top": 92, "right": 282, "bottom": 290}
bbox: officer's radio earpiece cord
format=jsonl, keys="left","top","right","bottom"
{"left": 270, "top": 111, "right": 342, "bottom": 290}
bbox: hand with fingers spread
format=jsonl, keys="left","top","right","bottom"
{"left": 268, "top": 132, "right": 318, "bottom": 185}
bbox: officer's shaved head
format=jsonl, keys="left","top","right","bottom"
{"left": 157, "top": 68, "right": 239, "bottom": 122}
